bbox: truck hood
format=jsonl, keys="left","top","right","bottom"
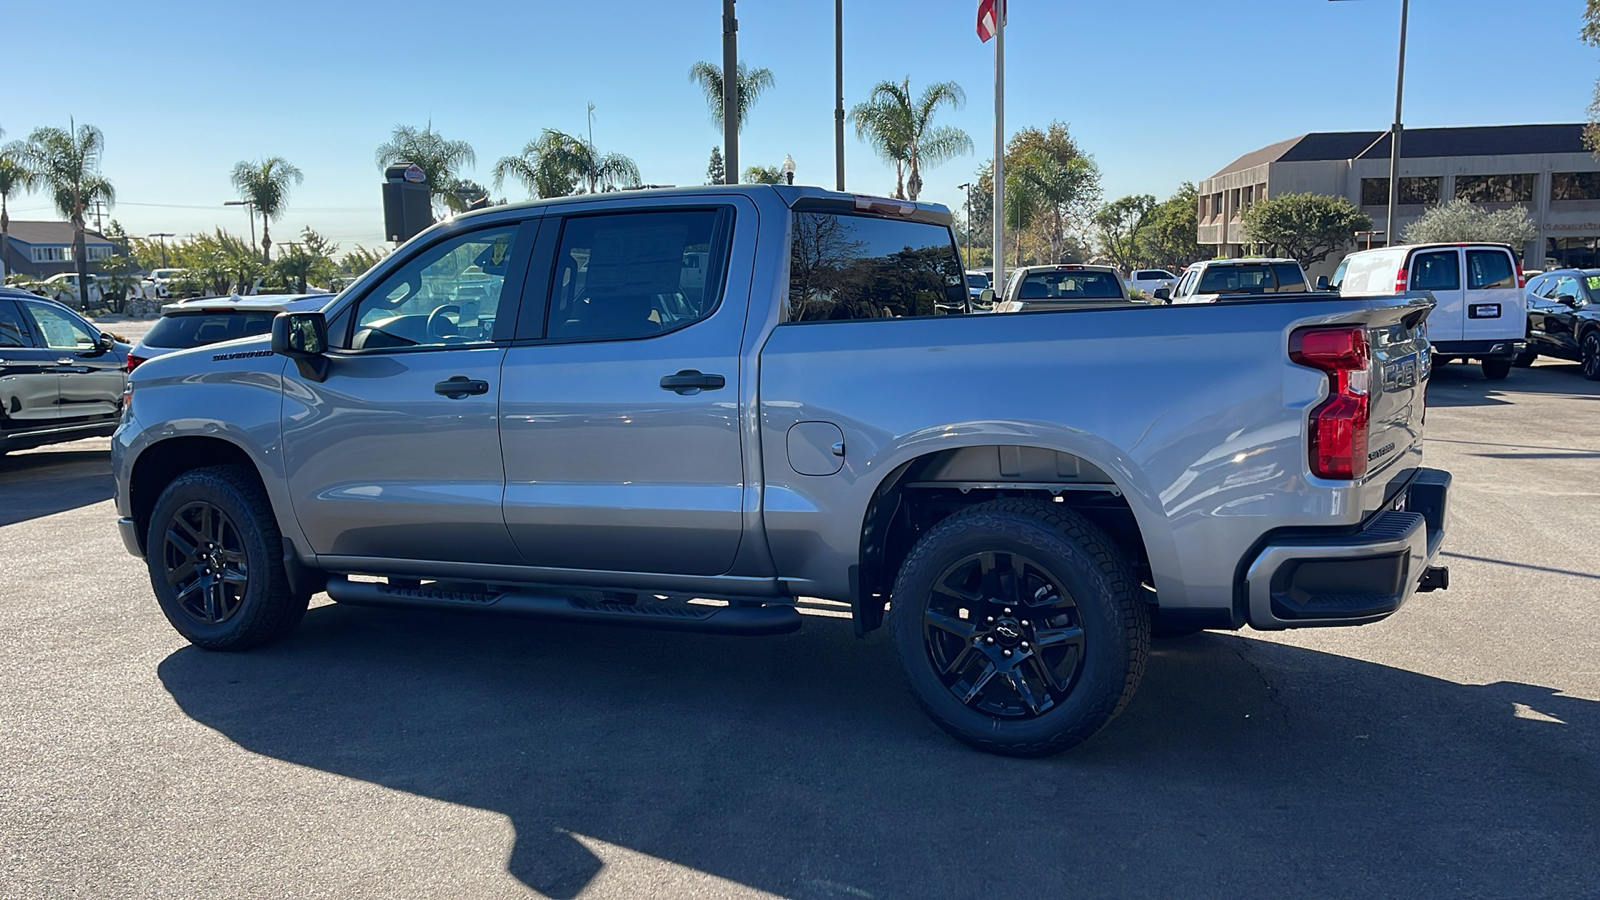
{"left": 129, "top": 334, "right": 279, "bottom": 384}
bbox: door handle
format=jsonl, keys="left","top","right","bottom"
{"left": 434, "top": 376, "right": 490, "bottom": 399}
{"left": 659, "top": 370, "right": 726, "bottom": 394}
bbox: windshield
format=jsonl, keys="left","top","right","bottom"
{"left": 143, "top": 310, "right": 280, "bottom": 348}
{"left": 1135, "top": 270, "right": 1173, "bottom": 280}
{"left": 967, "top": 273, "right": 990, "bottom": 288}
{"left": 1016, "top": 270, "right": 1124, "bottom": 301}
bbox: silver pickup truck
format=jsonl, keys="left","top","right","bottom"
{"left": 112, "top": 185, "right": 1450, "bottom": 756}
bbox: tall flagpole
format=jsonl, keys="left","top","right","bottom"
{"left": 992, "top": 2, "right": 1005, "bottom": 293}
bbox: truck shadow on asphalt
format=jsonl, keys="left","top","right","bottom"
{"left": 157, "top": 605, "right": 1600, "bottom": 899}
{"left": 0, "top": 447, "right": 114, "bottom": 527}
{"left": 1426, "top": 361, "right": 1600, "bottom": 408}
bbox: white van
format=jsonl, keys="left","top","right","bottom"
{"left": 1330, "top": 243, "right": 1527, "bottom": 380}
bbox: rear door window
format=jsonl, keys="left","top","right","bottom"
{"left": 788, "top": 212, "right": 967, "bottom": 320}
{"left": 545, "top": 209, "right": 732, "bottom": 341}
{"left": 1466, "top": 250, "right": 1516, "bottom": 290}
{"left": 143, "top": 311, "right": 282, "bottom": 348}
{"left": 0, "top": 301, "right": 32, "bottom": 348}
{"left": 1271, "top": 264, "right": 1306, "bottom": 292}
{"left": 1409, "top": 251, "right": 1460, "bottom": 291}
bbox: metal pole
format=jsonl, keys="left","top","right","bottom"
{"left": 992, "top": 4, "right": 1005, "bottom": 292}
{"left": 834, "top": 0, "right": 845, "bottom": 192}
{"left": 151, "top": 232, "right": 173, "bottom": 267}
{"left": 959, "top": 183, "right": 972, "bottom": 265}
{"left": 1387, "top": 0, "right": 1408, "bottom": 248}
{"left": 721, "top": 0, "right": 740, "bottom": 185}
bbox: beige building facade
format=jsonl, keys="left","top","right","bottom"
{"left": 1197, "top": 124, "right": 1600, "bottom": 277}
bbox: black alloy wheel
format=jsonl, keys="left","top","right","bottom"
{"left": 162, "top": 500, "right": 249, "bottom": 626}
{"left": 1583, "top": 331, "right": 1600, "bottom": 381}
{"left": 922, "top": 550, "right": 1085, "bottom": 719}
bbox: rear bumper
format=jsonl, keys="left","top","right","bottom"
{"left": 1432, "top": 339, "right": 1525, "bottom": 359}
{"left": 1244, "top": 468, "right": 1450, "bottom": 630}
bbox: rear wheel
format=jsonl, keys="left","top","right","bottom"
{"left": 1481, "top": 358, "right": 1512, "bottom": 381}
{"left": 146, "top": 465, "right": 308, "bottom": 650}
{"left": 1582, "top": 331, "right": 1600, "bottom": 381}
{"left": 888, "top": 499, "right": 1149, "bottom": 757}
{"left": 1513, "top": 346, "right": 1538, "bottom": 368}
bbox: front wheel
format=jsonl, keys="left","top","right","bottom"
{"left": 146, "top": 465, "right": 308, "bottom": 650}
{"left": 1582, "top": 331, "right": 1600, "bottom": 381}
{"left": 888, "top": 500, "right": 1149, "bottom": 757}
{"left": 1482, "top": 358, "right": 1512, "bottom": 380}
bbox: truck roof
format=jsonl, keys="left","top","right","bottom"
{"left": 449, "top": 184, "right": 955, "bottom": 227}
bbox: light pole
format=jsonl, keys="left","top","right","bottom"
{"left": 1333, "top": 0, "right": 1409, "bottom": 247}
{"left": 223, "top": 200, "right": 256, "bottom": 254}
{"left": 834, "top": 0, "right": 845, "bottom": 191}
{"left": 149, "top": 232, "right": 173, "bottom": 268}
{"left": 782, "top": 155, "right": 796, "bottom": 186}
{"left": 957, "top": 182, "right": 973, "bottom": 266}
{"left": 721, "top": 0, "right": 740, "bottom": 185}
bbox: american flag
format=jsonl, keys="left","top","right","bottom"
{"left": 977, "top": 0, "right": 1006, "bottom": 42}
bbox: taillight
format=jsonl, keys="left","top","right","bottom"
{"left": 126, "top": 353, "right": 146, "bottom": 373}
{"left": 1514, "top": 257, "right": 1525, "bottom": 288}
{"left": 1290, "top": 325, "right": 1371, "bottom": 480}
{"left": 1394, "top": 269, "right": 1408, "bottom": 293}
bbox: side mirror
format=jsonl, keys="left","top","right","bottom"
{"left": 977, "top": 287, "right": 996, "bottom": 309}
{"left": 1314, "top": 275, "right": 1331, "bottom": 291}
{"left": 97, "top": 331, "right": 116, "bottom": 353}
{"left": 271, "top": 311, "right": 330, "bottom": 381}
{"left": 1152, "top": 286, "right": 1172, "bottom": 301}
{"left": 1557, "top": 292, "right": 1579, "bottom": 307}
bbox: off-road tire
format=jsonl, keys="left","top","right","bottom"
{"left": 1481, "top": 358, "right": 1512, "bottom": 381}
{"left": 888, "top": 499, "right": 1149, "bottom": 757}
{"left": 146, "top": 465, "right": 308, "bottom": 650}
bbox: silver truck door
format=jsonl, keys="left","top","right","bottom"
{"left": 280, "top": 221, "right": 535, "bottom": 564}
{"left": 0, "top": 299, "right": 61, "bottom": 430}
{"left": 499, "top": 201, "right": 749, "bottom": 576}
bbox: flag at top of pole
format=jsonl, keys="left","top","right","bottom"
{"left": 978, "top": 0, "right": 1006, "bottom": 292}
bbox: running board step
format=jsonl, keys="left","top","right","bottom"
{"left": 323, "top": 576, "right": 802, "bottom": 636}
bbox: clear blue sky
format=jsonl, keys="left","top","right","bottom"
{"left": 4, "top": 0, "right": 1594, "bottom": 252}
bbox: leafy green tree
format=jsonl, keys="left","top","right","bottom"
{"left": 1094, "top": 194, "right": 1157, "bottom": 270}
{"left": 93, "top": 251, "right": 144, "bottom": 312}
{"left": 1401, "top": 198, "right": 1537, "bottom": 248}
{"left": 230, "top": 156, "right": 303, "bottom": 262}
{"left": 1585, "top": 2, "right": 1600, "bottom": 153}
{"left": 743, "top": 165, "right": 783, "bottom": 185}
{"left": 1010, "top": 125, "right": 1100, "bottom": 265}
{"left": 689, "top": 61, "right": 775, "bottom": 136}
{"left": 1138, "top": 183, "right": 1206, "bottom": 271}
{"left": 1241, "top": 192, "right": 1371, "bottom": 267}
{"left": 0, "top": 134, "right": 38, "bottom": 278}
{"left": 851, "top": 77, "right": 972, "bottom": 200}
{"left": 494, "top": 129, "right": 640, "bottom": 198}
{"left": 341, "top": 245, "right": 389, "bottom": 276}
{"left": 18, "top": 123, "right": 114, "bottom": 308}
{"left": 706, "top": 146, "right": 726, "bottom": 185}
{"left": 375, "top": 124, "right": 477, "bottom": 216}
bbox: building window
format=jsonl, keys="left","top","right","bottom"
{"left": 31, "top": 246, "right": 70, "bottom": 263}
{"left": 1361, "top": 177, "right": 1442, "bottom": 206}
{"left": 1551, "top": 172, "right": 1600, "bottom": 201}
{"left": 1211, "top": 193, "right": 1223, "bottom": 220}
{"left": 86, "top": 246, "right": 112, "bottom": 261}
{"left": 1455, "top": 174, "right": 1536, "bottom": 203}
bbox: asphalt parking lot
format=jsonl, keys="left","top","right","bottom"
{"left": 2, "top": 360, "right": 1597, "bottom": 899}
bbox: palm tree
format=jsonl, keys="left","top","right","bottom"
{"left": 688, "top": 61, "right": 775, "bottom": 135}
{"left": 0, "top": 134, "right": 38, "bottom": 280}
{"left": 850, "top": 78, "right": 973, "bottom": 200}
{"left": 493, "top": 130, "right": 640, "bottom": 198}
{"left": 19, "top": 123, "right": 114, "bottom": 307}
{"left": 230, "top": 157, "right": 303, "bottom": 262}
{"left": 742, "top": 165, "right": 783, "bottom": 185}
{"left": 375, "top": 124, "right": 477, "bottom": 215}
{"left": 1013, "top": 150, "right": 1099, "bottom": 264}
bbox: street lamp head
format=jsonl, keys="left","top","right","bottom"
{"left": 781, "top": 154, "right": 796, "bottom": 185}
{"left": 958, "top": 182, "right": 972, "bottom": 191}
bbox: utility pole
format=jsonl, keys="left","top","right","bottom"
{"left": 958, "top": 182, "right": 972, "bottom": 265}
{"left": 224, "top": 200, "right": 256, "bottom": 253}
{"left": 1387, "top": 0, "right": 1409, "bottom": 249}
{"left": 150, "top": 232, "right": 174, "bottom": 268}
{"left": 721, "top": 0, "right": 740, "bottom": 184}
{"left": 91, "top": 200, "right": 106, "bottom": 233}
{"left": 834, "top": 0, "right": 845, "bottom": 192}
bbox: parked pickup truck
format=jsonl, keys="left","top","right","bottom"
{"left": 112, "top": 185, "right": 1451, "bottom": 757}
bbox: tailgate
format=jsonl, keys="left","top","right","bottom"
{"left": 1365, "top": 293, "right": 1434, "bottom": 481}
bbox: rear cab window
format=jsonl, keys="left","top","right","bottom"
{"left": 1016, "top": 269, "right": 1124, "bottom": 300}
{"left": 144, "top": 311, "right": 281, "bottom": 348}
{"left": 787, "top": 212, "right": 967, "bottom": 320}
{"left": 1197, "top": 264, "right": 1274, "bottom": 294}
{"left": 1271, "top": 264, "right": 1306, "bottom": 292}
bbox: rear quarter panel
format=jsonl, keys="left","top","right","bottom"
{"left": 759, "top": 298, "right": 1425, "bottom": 613}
